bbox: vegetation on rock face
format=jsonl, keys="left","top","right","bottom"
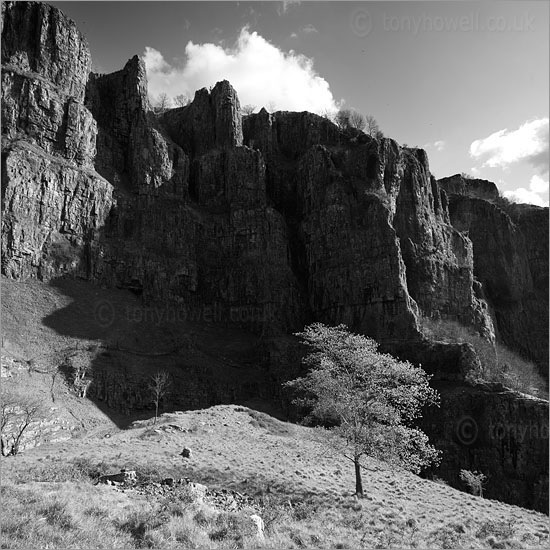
{"left": 285, "top": 323, "right": 441, "bottom": 497}
{"left": 241, "top": 104, "right": 256, "bottom": 116}
{"left": 420, "top": 317, "right": 547, "bottom": 397}
{"left": 331, "top": 108, "right": 384, "bottom": 138}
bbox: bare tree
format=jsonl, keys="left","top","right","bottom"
{"left": 148, "top": 370, "right": 172, "bottom": 424}
{"left": 241, "top": 104, "right": 256, "bottom": 116}
{"left": 365, "top": 115, "right": 380, "bottom": 137}
{"left": 335, "top": 109, "right": 352, "bottom": 130}
{"left": 174, "top": 93, "right": 191, "bottom": 108}
{"left": 154, "top": 93, "right": 171, "bottom": 114}
{"left": 1, "top": 389, "right": 18, "bottom": 455}
{"left": 349, "top": 110, "right": 366, "bottom": 131}
{"left": 1, "top": 388, "right": 46, "bottom": 456}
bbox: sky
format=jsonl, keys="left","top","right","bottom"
{"left": 49, "top": 1, "right": 549, "bottom": 206}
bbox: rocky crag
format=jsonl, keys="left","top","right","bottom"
{"left": 438, "top": 175, "right": 548, "bottom": 374}
{"left": 1, "top": 2, "right": 547, "bottom": 512}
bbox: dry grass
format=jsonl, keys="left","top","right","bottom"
{"left": 2, "top": 405, "right": 549, "bottom": 549}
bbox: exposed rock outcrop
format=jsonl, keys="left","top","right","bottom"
{"left": 1, "top": 1, "right": 113, "bottom": 281}
{"left": 438, "top": 174, "right": 549, "bottom": 375}
{"left": 1, "top": 2, "right": 494, "bottom": 342}
{"left": 422, "top": 383, "right": 549, "bottom": 514}
{"left": 86, "top": 56, "right": 188, "bottom": 195}
{"left": 1, "top": 1, "right": 90, "bottom": 101}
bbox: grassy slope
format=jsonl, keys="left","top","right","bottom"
{"left": 1, "top": 277, "right": 549, "bottom": 548}
{"left": 2, "top": 405, "right": 549, "bottom": 549}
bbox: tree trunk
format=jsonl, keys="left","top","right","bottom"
{"left": 154, "top": 402, "right": 158, "bottom": 424}
{"left": 354, "top": 457, "right": 363, "bottom": 497}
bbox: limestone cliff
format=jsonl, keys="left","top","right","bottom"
{"left": 422, "top": 382, "right": 549, "bottom": 514}
{"left": 2, "top": 2, "right": 493, "bottom": 342}
{"left": 439, "top": 174, "right": 549, "bottom": 375}
{"left": 1, "top": 1, "right": 113, "bottom": 281}
{"left": 1, "top": 1, "right": 548, "bottom": 514}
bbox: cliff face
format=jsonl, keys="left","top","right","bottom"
{"left": 1, "top": 1, "right": 113, "bottom": 281}
{"left": 422, "top": 383, "right": 549, "bottom": 514}
{"left": 1, "top": 2, "right": 494, "bottom": 342}
{"left": 438, "top": 175, "right": 549, "bottom": 375}
{"left": 241, "top": 111, "right": 494, "bottom": 340}
{"left": 1, "top": 1, "right": 548, "bottom": 513}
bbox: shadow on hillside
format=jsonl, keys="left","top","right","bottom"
{"left": 39, "top": 274, "right": 288, "bottom": 429}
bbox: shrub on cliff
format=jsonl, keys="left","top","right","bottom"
{"left": 285, "top": 323, "right": 441, "bottom": 497}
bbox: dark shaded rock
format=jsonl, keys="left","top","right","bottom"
{"left": 85, "top": 56, "right": 188, "bottom": 195}
{"left": 438, "top": 178, "right": 549, "bottom": 374}
{"left": 180, "top": 447, "right": 191, "bottom": 458}
{"left": 422, "top": 383, "right": 549, "bottom": 514}
{"left": 161, "top": 80, "right": 242, "bottom": 157}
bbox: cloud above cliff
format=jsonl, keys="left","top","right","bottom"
{"left": 142, "top": 27, "right": 340, "bottom": 114}
{"left": 504, "top": 174, "right": 549, "bottom": 207}
{"left": 469, "top": 117, "right": 549, "bottom": 174}
{"left": 469, "top": 117, "right": 549, "bottom": 206}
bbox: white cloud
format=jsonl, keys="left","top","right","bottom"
{"left": 470, "top": 117, "right": 549, "bottom": 174}
{"left": 503, "top": 174, "right": 549, "bottom": 207}
{"left": 142, "top": 28, "right": 340, "bottom": 114}
{"left": 529, "top": 174, "right": 549, "bottom": 194}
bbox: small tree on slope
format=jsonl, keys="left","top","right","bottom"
{"left": 285, "top": 323, "right": 441, "bottom": 497}
{"left": 149, "top": 370, "right": 172, "bottom": 424}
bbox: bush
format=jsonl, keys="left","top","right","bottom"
{"left": 460, "top": 469, "right": 487, "bottom": 497}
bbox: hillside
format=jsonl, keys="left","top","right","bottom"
{"left": 2, "top": 404, "right": 549, "bottom": 549}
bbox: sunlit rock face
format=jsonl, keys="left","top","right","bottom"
{"left": 1, "top": 1, "right": 113, "bottom": 280}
